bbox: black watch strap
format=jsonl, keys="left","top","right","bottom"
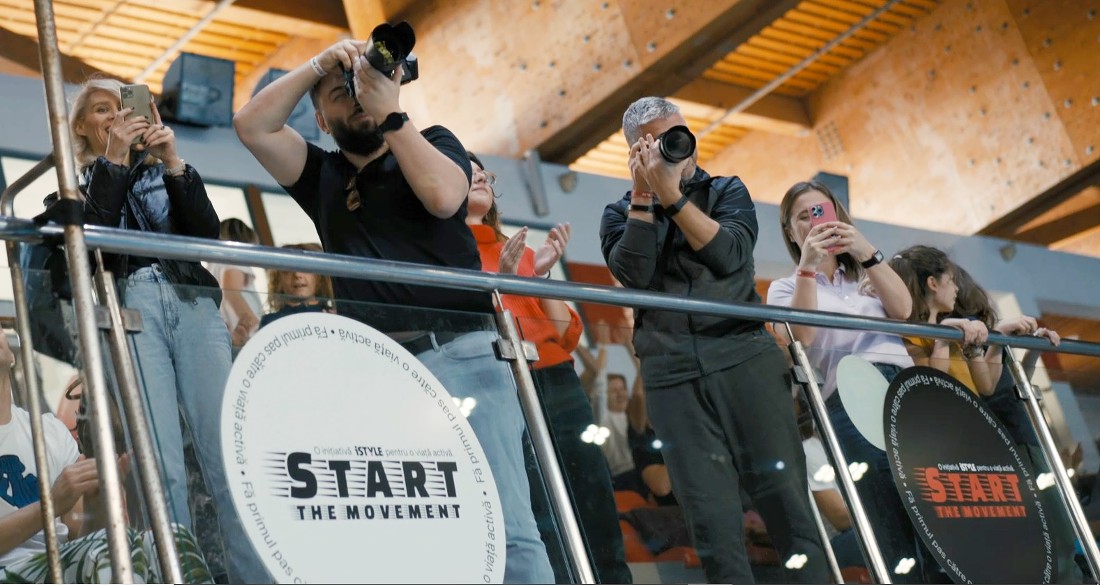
{"left": 379, "top": 111, "right": 409, "bottom": 134}
{"left": 664, "top": 195, "right": 690, "bottom": 217}
{"left": 630, "top": 203, "right": 655, "bottom": 213}
{"left": 861, "top": 249, "right": 884, "bottom": 269}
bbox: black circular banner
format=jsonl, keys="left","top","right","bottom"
{"left": 884, "top": 366, "right": 1055, "bottom": 583}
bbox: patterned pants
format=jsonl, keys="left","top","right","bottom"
{"left": 0, "top": 524, "right": 212, "bottom": 584}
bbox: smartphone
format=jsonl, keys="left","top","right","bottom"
{"left": 119, "top": 84, "right": 154, "bottom": 145}
{"left": 809, "top": 200, "right": 841, "bottom": 252}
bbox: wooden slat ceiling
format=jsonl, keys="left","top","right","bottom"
{"left": 0, "top": 0, "right": 345, "bottom": 96}
{"left": 571, "top": 0, "right": 941, "bottom": 179}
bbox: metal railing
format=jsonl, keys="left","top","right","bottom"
{"left": 1, "top": 218, "right": 1096, "bottom": 360}
{"left": 2, "top": 215, "right": 1099, "bottom": 582}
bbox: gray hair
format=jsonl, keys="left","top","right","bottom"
{"left": 622, "top": 97, "right": 680, "bottom": 145}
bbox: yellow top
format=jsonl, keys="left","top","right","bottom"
{"left": 903, "top": 336, "right": 977, "bottom": 394}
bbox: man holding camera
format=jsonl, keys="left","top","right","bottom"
{"left": 600, "top": 97, "right": 826, "bottom": 583}
{"left": 235, "top": 37, "right": 553, "bottom": 583}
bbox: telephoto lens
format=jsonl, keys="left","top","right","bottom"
{"left": 364, "top": 21, "right": 415, "bottom": 77}
{"left": 657, "top": 125, "right": 697, "bottom": 163}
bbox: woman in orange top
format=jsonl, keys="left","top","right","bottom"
{"left": 465, "top": 153, "right": 631, "bottom": 583}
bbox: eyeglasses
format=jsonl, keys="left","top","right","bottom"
{"left": 474, "top": 168, "right": 497, "bottom": 186}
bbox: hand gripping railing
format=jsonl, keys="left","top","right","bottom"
{"left": 2, "top": 219, "right": 1099, "bottom": 582}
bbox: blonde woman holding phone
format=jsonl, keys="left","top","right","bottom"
{"left": 55, "top": 76, "right": 266, "bottom": 582}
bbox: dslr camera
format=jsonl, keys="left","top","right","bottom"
{"left": 656, "top": 125, "right": 697, "bottom": 163}
{"left": 343, "top": 21, "right": 420, "bottom": 97}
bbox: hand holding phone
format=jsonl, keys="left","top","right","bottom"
{"left": 119, "top": 84, "right": 154, "bottom": 145}
{"left": 809, "top": 200, "right": 842, "bottom": 253}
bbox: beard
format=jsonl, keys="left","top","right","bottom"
{"left": 329, "top": 116, "right": 385, "bottom": 157}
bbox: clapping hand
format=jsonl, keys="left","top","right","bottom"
{"left": 533, "top": 223, "right": 570, "bottom": 277}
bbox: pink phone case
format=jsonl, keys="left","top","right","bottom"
{"left": 809, "top": 201, "right": 838, "bottom": 227}
{"left": 810, "top": 201, "right": 841, "bottom": 252}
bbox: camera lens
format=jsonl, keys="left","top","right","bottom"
{"left": 365, "top": 22, "right": 416, "bottom": 77}
{"left": 658, "top": 125, "right": 696, "bottom": 163}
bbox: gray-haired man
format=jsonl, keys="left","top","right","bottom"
{"left": 599, "top": 96, "right": 826, "bottom": 583}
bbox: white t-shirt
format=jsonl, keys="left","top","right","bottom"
{"left": 589, "top": 371, "right": 635, "bottom": 477}
{"left": 0, "top": 407, "right": 81, "bottom": 567}
{"left": 601, "top": 411, "right": 635, "bottom": 477}
{"left": 207, "top": 262, "right": 264, "bottom": 332}
{"left": 768, "top": 269, "right": 912, "bottom": 400}
{"left": 803, "top": 436, "right": 837, "bottom": 492}
{"left": 804, "top": 436, "right": 844, "bottom": 538}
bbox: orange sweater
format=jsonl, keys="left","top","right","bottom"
{"left": 470, "top": 224, "right": 583, "bottom": 369}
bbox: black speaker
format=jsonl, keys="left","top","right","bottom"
{"left": 811, "top": 171, "right": 850, "bottom": 212}
{"left": 252, "top": 68, "right": 320, "bottom": 141}
{"left": 159, "top": 52, "right": 235, "bottom": 127}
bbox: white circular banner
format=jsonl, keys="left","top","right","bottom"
{"left": 221, "top": 313, "right": 506, "bottom": 583}
{"left": 837, "top": 355, "right": 890, "bottom": 451}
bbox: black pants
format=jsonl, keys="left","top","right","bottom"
{"left": 530, "top": 363, "right": 632, "bottom": 584}
{"left": 646, "top": 346, "right": 828, "bottom": 583}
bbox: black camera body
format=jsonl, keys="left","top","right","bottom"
{"left": 657, "top": 125, "right": 697, "bottom": 163}
{"left": 343, "top": 21, "right": 419, "bottom": 97}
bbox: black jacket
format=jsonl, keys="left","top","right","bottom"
{"left": 600, "top": 168, "right": 772, "bottom": 387}
{"left": 44, "top": 153, "right": 221, "bottom": 302}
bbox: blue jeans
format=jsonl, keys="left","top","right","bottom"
{"left": 124, "top": 266, "right": 269, "bottom": 583}
{"left": 414, "top": 330, "right": 555, "bottom": 584}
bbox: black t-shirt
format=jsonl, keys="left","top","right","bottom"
{"left": 982, "top": 349, "right": 1040, "bottom": 447}
{"left": 282, "top": 126, "right": 493, "bottom": 315}
{"left": 259, "top": 302, "right": 329, "bottom": 328}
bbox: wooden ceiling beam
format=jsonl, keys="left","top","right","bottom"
{"left": 1011, "top": 200, "right": 1100, "bottom": 246}
{"left": 1051, "top": 223, "right": 1100, "bottom": 251}
{"left": 980, "top": 157, "right": 1100, "bottom": 239}
{"left": 0, "top": 27, "right": 111, "bottom": 82}
{"left": 673, "top": 77, "right": 813, "bottom": 137}
{"left": 342, "top": 0, "right": 385, "bottom": 41}
{"left": 128, "top": 0, "right": 348, "bottom": 38}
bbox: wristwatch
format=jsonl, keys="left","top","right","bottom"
{"left": 379, "top": 111, "right": 409, "bottom": 134}
{"left": 664, "top": 195, "right": 690, "bottom": 217}
{"left": 861, "top": 249, "right": 884, "bottom": 269}
{"left": 630, "top": 203, "right": 656, "bottom": 214}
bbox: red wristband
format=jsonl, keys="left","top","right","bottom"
{"left": 796, "top": 269, "right": 816, "bottom": 279}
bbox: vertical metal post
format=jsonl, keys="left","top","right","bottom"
{"left": 784, "top": 323, "right": 892, "bottom": 584}
{"left": 4, "top": 247, "right": 62, "bottom": 583}
{"left": 94, "top": 265, "right": 184, "bottom": 583}
{"left": 32, "top": 0, "right": 133, "bottom": 581}
{"left": 0, "top": 137, "right": 58, "bottom": 585}
{"left": 807, "top": 487, "right": 846, "bottom": 584}
{"left": 494, "top": 298, "right": 596, "bottom": 584}
{"left": 1005, "top": 347, "right": 1100, "bottom": 579}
